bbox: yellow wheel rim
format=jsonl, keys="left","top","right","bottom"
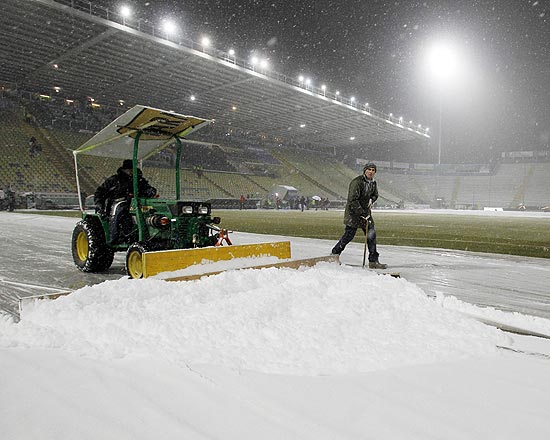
{"left": 76, "top": 231, "right": 89, "bottom": 262}
{"left": 127, "top": 249, "right": 143, "bottom": 279}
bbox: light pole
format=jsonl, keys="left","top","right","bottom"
{"left": 426, "top": 41, "right": 459, "bottom": 166}
{"left": 438, "top": 97, "right": 442, "bottom": 166}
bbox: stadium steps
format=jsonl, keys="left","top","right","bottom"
{"left": 17, "top": 117, "right": 96, "bottom": 195}
{"left": 242, "top": 173, "right": 269, "bottom": 193}
{"left": 270, "top": 151, "right": 342, "bottom": 199}
{"left": 199, "top": 171, "right": 233, "bottom": 198}
{"left": 409, "top": 175, "right": 431, "bottom": 204}
{"left": 511, "top": 164, "right": 535, "bottom": 208}
{"left": 36, "top": 127, "right": 98, "bottom": 195}
{"left": 451, "top": 176, "right": 461, "bottom": 207}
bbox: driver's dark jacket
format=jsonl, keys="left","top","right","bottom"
{"left": 94, "top": 167, "right": 157, "bottom": 213}
{"left": 343, "top": 174, "right": 378, "bottom": 228}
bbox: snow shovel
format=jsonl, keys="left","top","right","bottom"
{"left": 361, "top": 215, "right": 370, "bottom": 268}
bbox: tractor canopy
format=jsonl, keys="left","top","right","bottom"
{"left": 74, "top": 105, "right": 213, "bottom": 160}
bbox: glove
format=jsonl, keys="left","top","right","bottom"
{"left": 95, "top": 204, "right": 106, "bottom": 217}
{"left": 144, "top": 188, "right": 157, "bottom": 198}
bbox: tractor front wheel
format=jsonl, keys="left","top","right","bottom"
{"left": 72, "top": 219, "right": 114, "bottom": 272}
{"left": 126, "top": 242, "right": 149, "bottom": 279}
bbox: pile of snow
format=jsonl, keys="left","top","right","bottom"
{"left": 1, "top": 262, "right": 508, "bottom": 375}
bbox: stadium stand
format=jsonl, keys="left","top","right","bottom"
{"left": 2, "top": 93, "right": 550, "bottom": 211}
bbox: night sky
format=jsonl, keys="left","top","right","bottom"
{"left": 105, "top": 1, "right": 548, "bottom": 162}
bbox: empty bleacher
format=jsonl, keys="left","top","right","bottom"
{"left": 3, "top": 94, "right": 550, "bottom": 210}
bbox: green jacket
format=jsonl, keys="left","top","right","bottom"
{"left": 343, "top": 174, "right": 378, "bottom": 228}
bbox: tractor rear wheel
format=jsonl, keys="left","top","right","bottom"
{"left": 126, "top": 242, "right": 149, "bottom": 279}
{"left": 72, "top": 219, "right": 115, "bottom": 272}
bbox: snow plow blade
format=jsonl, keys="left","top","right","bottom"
{"left": 164, "top": 254, "right": 340, "bottom": 282}
{"left": 142, "top": 241, "right": 292, "bottom": 278}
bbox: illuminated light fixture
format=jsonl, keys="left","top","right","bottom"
{"left": 350, "top": 136, "right": 356, "bottom": 140}
{"left": 260, "top": 59, "right": 268, "bottom": 69}
{"left": 335, "top": 90, "right": 340, "bottom": 99}
{"left": 300, "top": 124, "right": 306, "bottom": 128}
{"left": 426, "top": 127, "right": 430, "bottom": 132}
{"left": 201, "top": 36, "right": 210, "bottom": 47}
{"left": 52, "top": 64, "right": 58, "bottom": 69}
{"left": 65, "top": 99, "right": 74, "bottom": 104}
{"left": 389, "top": 113, "right": 393, "bottom": 117}
{"left": 418, "top": 124, "right": 422, "bottom": 128}
{"left": 399, "top": 116, "right": 403, "bottom": 122}
{"left": 120, "top": 5, "right": 131, "bottom": 19}
{"left": 190, "top": 95, "right": 196, "bottom": 101}
{"left": 427, "top": 42, "right": 460, "bottom": 83}
{"left": 305, "top": 78, "right": 311, "bottom": 86}
{"left": 53, "top": 86, "right": 61, "bottom": 93}
{"left": 162, "top": 19, "right": 177, "bottom": 35}
{"left": 298, "top": 75, "right": 304, "bottom": 82}
{"left": 228, "top": 49, "right": 235, "bottom": 56}
{"left": 232, "top": 105, "right": 237, "bottom": 111}
{"left": 350, "top": 96, "right": 355, "bottom": 104}
{"left": 118, "top": 100, "right": 125, "bottom": 105}
{"left": 88, "top": 97, "right": 95, "bottom": 102}
{"left": 251, "top": 56, "right": 259, "bottom": 65}
{"left": 321, "top": 84, "right": 326, "bottom": 96}
{"left": 91, "top": 103, "right": 101, "bottom": 108}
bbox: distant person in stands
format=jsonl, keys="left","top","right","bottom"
{"left": 239, "top": 194, "right": 246, "bottom": 210}
{"left": 28, "top": 137, "right": 42, "bottom": 157}
{"left": 94, "top": 159, "right": 157, "bottom": 243}
{"left": 300, "top": 195, "right": 306, "bottom": 212}
{"left": 331, "top": 162, "right": 387, "bottom": 269}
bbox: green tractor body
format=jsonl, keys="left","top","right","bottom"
{"left": 71, "top": 106, "right": 226, "bottom": 278}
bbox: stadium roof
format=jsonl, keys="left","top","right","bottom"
{"left": 0, "top": 0, "right": 430, "bottom": 149}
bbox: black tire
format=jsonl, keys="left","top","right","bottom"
{"left": 126, "top": 242, "right": 149, "bottom": 279}
{"left": 72, "top": 219, "right": 115, "bottom": 272}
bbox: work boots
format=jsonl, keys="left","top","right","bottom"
{"left": 368, "top": 261, "right": 388, "bottom": 269}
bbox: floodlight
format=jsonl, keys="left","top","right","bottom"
{"left": 426, "top": 41, "right": 460, "bottom": 83}
{"left": 162, "top": 20, "right": 177, "bottom": 35}
{"left": 201, "top": 36, "right": 210, "bottom": 47}
{"left": 120, "top": 5, "right": 131, "bottom": 19}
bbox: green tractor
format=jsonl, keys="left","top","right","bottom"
{"left": 71, "top": 106, "right": 228, "bottom": 279}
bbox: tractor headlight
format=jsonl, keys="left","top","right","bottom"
{"left": 181, "top": 205, "right": 193, "bottom": 214}
{"left": 198, "top": 206, "right": 209, "bottom": 215}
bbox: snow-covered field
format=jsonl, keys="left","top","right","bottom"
{"left": 1, "top": 211, "right": 550, "bottom": 439}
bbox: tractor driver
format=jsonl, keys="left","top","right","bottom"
{"left": 94, "top": 159, "right": 157, "bottom": 243}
